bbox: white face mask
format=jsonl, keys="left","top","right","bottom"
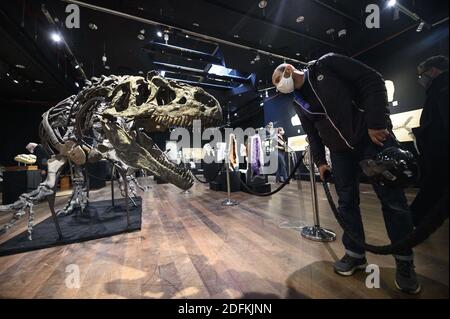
{"left": 277, "top": 70, "right": 295, "bottom": 94}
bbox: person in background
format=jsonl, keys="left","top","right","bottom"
{"left": 272, "top": 53, "right": 420, "bottom": 294}
{"left": 276, "top": 127, "right": 289, "bottom": 183}
{"left": 411, "top": 56, "right": 449, "bottom": 227}
{"left": 26, "top": 143, "right": 49, "bottom": 180}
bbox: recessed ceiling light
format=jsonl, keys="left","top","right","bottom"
{"left": 338, "top": 29, "right": 347, "bottom": 37}
{"left": 34, "top": 80, "right": 44, "bottom": 84}
{"left": 6, "top": 73, "right": 10, "bottom": 77}
{"left": 75, "top": 82, "right": 80, "bottom": 88}
{"left": 138, "top": 70, "right": 144, "bottom": 75}
{"left": 387, "top": 0, "right": 397, "bottom": 8}
{"left": 137, "top": 34, "right": 145, "bottom": 40}
{"left": 296, "top": 53, "right": 301, "bottom": 56}
{"left": 185, "top": 34, "right": 190, "bottom": 38}
{"left": 267, "top": 44, "right": 272, "bottom": 48}
{"left": 13, "top": 79, "right": 19, "bottom": 84}
{"left": 193, "top": 23, "right": 200, "bottom": 27}
{"left": 259, "top": 0, "right": 268, "bottom": 9}
{"left": 104, "top": 65, "right": 110, "bottom": 70}
{"left": 15, "top": 64, "right": 26, "bottom": 69}
{"left": 296, "top": 16, "right": 305, "bottom": 23}
{"left": 157, "top": 31, "right": 163, "bottom": 37}
{"left": 233, "top": 34, "right": 239, "bottom": 38}
{"left": 51, "top": 33, "right": 62, "bottom": 42}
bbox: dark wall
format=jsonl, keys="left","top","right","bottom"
{"left": 357, "top": 23, "right": 449, "bottom": 114}
{"left": 263, "top": 94, "right": 302, "bottom": 137}
{"left": 263, "top": 23, "right": 449, "bottom": 139}
{"left": 0, "top": 102, "right": 51, "bottom": 166}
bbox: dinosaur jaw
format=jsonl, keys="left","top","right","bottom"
{"left": 133, "top": 110, "right": 222, "bottom": 132}
{"left": 135, "top": 131, "right": 194, "bottom": 190}
{"left": 102, "top": 121, "right": 194, "bottom": 190}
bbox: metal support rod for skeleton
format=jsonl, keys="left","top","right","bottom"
{"left": 111, "top": 165, "right": 115, "bottom": 208}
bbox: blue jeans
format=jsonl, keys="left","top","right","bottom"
{"left": 276, "top": 151, "right": 288, "bottom": 183}
{"left": 330, "top": 136, "right": 414, "bottom": 259}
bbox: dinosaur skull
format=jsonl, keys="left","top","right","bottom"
{"left": 101, "top": 72, "right": 223, "bottom": 190}
{"left": 104, "top": 72, "right": 222, "bottom": 131}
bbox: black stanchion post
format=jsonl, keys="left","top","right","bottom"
{"left": 222, "top": 163, "right": 239, "bottom": 207}
{"left": 301, "top": 149, "right": 336, "bottom": 242}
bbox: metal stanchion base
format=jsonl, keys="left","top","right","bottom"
{"left": 221, "top": 199, "right": 239, "bottom": 206}
{"left": 301, "top": 226, "right": 336, "bottom": 242}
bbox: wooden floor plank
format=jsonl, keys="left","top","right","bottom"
{"left": 0, "top": 178, "right": 448, "bottom": 299}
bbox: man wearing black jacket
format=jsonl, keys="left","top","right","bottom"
{"left": 411, "top": 56, "right": 449, "bottom": 227}
{"left": 272, "top": 53, "right": 420, "bottom": 294}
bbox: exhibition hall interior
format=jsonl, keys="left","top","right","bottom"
{"left": 0, "top": 0, "right": 448, "bottom": 301}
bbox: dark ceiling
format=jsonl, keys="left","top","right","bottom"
{"left": 0, "top": 0, "right": 448, "bottom": 119}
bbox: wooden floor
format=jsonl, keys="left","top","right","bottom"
{"left": 0, "top": 178, "right": 448, "bottom": 299}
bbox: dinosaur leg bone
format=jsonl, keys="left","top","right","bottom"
{"left": 0, "top": 156, "right": 67, "bottom": 240}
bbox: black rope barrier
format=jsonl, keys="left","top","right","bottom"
{"left": 323, "top": 179, "right": 449, "bottom": 255}
{"left": 191, "top": 163, "right": 224, "bottom": 184}
{"left": 237, "top": 158, "right": 303, "bottom": 197}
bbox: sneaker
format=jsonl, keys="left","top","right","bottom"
{"left": 395, "top": 259, "right": 421, "bottom": 295}
{"left": 334, "top": 254, "right": 367, "bottom": 276}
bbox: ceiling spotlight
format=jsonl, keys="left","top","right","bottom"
{"left": 74, "top": 64, "right": 80, "bottom": 70}
{"left": 338, "top": 29, "right": 347, "bottom": 38}
{"left": 138, "top": 70, "right": 144, "bottom": 75}
{"left": 387, "top": 0, "right": 397, "bottom": 8}
{"left": 34, "top": 80, "right": 44, "bottom": 84}
{"left": 157, "top": 31, "right": 163, "bottom": 38}
{"left": 15, "top": 64, "right": 26, "bottom": 69}
{"left": 234, "top": 113, "right": 238, "bottom": 117}
{"left": 416, "top": 21, "right": 425, "bottom": 32}
{"left": 296, "top": 53, "right": 301, "bottom": 56}
{"left": 260, "top": 102, "right": 264, "bottom": 107}
{"left": 259, "top": 0, "right": 268, "bottom": 9}
{"left": 6, "top": 73, "right": 10, "bottom": 77}
{"left": 51, "top": 32, "right": 62, "bottom": 43}
{"left": 13, "top": 79, "right": 19, "bottom": 84}
{"left": 104, "top": 65, "right": 110, "bottom": 70}
{"left": 233, "top": 34, "right": 240, "bottom": 38}
{"left": 192, "top": 23, "right": 200, "bottom": 27}
{"left": 75, "top": 82, "right": 79, "bottom": 88}
{"left": 296, "top": 16, "right": 305, "bottom": 23}
{"left": 185, "top": 34, "right": 190, "bottom": 38}
{"left": 88, "top": 23, "right": 98, "bottom": 31}
{"left": 137, "top": 34, "right": 145, "bottom": 40}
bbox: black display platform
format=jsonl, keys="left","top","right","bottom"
{"left": 0, "top": 197, "right": 142, "bottom": 257}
